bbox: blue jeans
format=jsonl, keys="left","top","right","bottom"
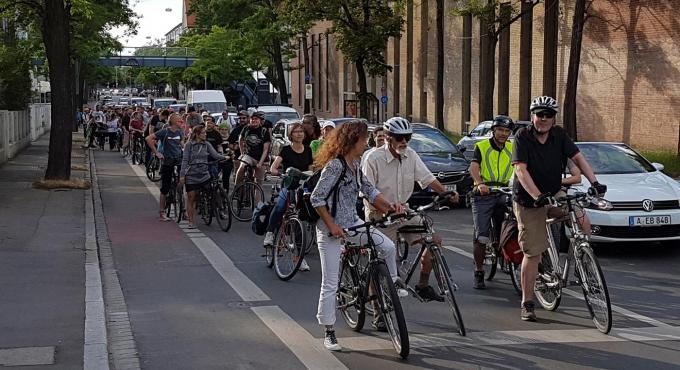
{"left": 266, "top": 187, "right": 288, "bottom": 233}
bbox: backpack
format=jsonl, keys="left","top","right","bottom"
{"left": 499, "top": 219, "right": 523, "bottom": 264}
{"left": 297, "top": 157, "right": 349, "bottom": 223}
{"left": 251, "top": 201, "right": 274, "bottom": 235}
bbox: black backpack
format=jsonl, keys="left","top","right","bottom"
{"left": 297, "top": 157, "right": 349, "bottom": 223}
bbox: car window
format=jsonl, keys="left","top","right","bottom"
{"left": 470, "top": 124, "right": 491, "bottom": 137}
{"left": 265, "top": 112, "right": 300, "bottom": 124}
{"left": 577, "top": 144, "right": 655, "bottom": 174}
{"left": 410, "top": 129, "right": 461, "bottom": 154}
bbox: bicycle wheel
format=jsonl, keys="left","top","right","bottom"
{"left": 431, "top": 248, "right": 466, "bottom": 336}
{"left": 200, "top": 192, "right": 212, "bottom": 226}
{"left": 230, "top": 182, "right": 264, "bottom": 222}
{"left": 509, "top": 260, "right": 522, "bottom": 295}
{"left": 576, "top": 245, "right": 612, "bottom": 334}
{"left": 484, "top": 244, "right": 499, "bottom": 281}
{"left": 146, "top": 157, "right": 160, "bottom": 182}
{"left": 165, "top": 187, "right": 177, "bottom": 219}
{"left": 274, "top": 217, "right": 306, "bottom": 281}
{"left": 176, "top": 185, "right": 185, "bottom": 223}
{"left": 373, "top": 263, "right": 409, "bottom": 358}
{"left": 534, "top": 250, "right": 562, "bottom": 311}
{"left": 337, "top": 258, "right": 365, "bottom": 331}
{"left": 213, "top": 186, "right": 232, "bottom": 232}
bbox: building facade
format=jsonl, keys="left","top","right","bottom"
{"left": 290, "top": 0, "right": 680, "bottom": 152}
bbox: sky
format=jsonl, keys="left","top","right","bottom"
{"left": 109, "top": 0, "right": 183, "bottom": 48}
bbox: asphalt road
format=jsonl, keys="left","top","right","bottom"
{"left": 93, "top": 149, "right": 680, "bottom": 370}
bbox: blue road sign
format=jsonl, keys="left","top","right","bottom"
{"left": 381, "top": 96, "right": 388, "bottom": 104}
{"left": 305, "top": 74, "right": 311, "bottom": 83}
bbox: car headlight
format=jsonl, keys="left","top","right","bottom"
{"left": 590, "top": 198, "right": 613, "bottom": 211}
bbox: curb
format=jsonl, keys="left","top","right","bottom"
{"left": 88, "top": 150, "right": 141, "bottom": 370}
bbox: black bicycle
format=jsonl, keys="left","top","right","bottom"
{"left": 336, "top": 216, "right": 410, "bottom": 358}
{"left": 395, "top": 191, "right": 466, "bottom": 336}
{"left": 131, "top": 135, "right": 145, "bottom": 165}
{"left": 195, "top": 166, "right": 232, "bottom": 232}
{"left": 230, "top": 159, "right": 264, "bottom": 222}
{"left": 164, "top": 164, "right": 184, "bottom": 222}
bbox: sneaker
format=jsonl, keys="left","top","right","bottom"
{"left": 323, "top": 330, "right": 341, "bottom": 351}
{"left": 473, "top": 270, "right": 486, "bottom": 290}
{"left": 159, "top": 212, "right": 171, "bottom": 222}
{"left": 263, "top": 231, "right": 275, "bottom": 246}
{"left": 299, "top": 259, "right": 310, "bottom": 272}
{"left": 187, "top": 222, "right": 196, "bottom": 229}
{"left": 393, "top": 278, "right": 409, "bottom": 298}
{"left": 415, "top": 285, "right": 445, "bottom": 302}
{"left": 371, "top": 315, "right": 388, "bottom": 332}
{"left": 521, "top": 301, "right": 537, "bottom": 322}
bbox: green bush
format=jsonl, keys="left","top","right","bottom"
{"left": 0, "top": 44, "right": 32, "bottom": 111}
{"left": 444, "top": 130, "right": 463, "bottom": 144}
{"left": 640, "top": 150, "right": 680, "bottom": 178}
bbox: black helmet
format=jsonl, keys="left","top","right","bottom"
{"left": 251, "top": 110, "right": 266, "bottom": 119}
{"left": 491, "top": 115, "right": 514, "bottom": 131}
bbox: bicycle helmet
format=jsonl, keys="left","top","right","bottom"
{"left": 530, "top": 96, "right": 559, "bottom": 113}
{"left": 491, "top": 115, "right": 514, "bottom": 131}
{"left": 251, "top": 110, "right": 266, "bottom": 119}
{"left": 383, "top": 116, "right": 412, "bottom": 134}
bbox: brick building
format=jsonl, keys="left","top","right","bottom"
{"left": 290, "top": 0, "right": 680, "bottom": 152}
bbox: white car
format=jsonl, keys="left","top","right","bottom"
{"left": 571, "top": 142, "right": 680, "bottom": 243}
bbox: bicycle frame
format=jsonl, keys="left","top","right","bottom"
{"left": 544, "top": 196, "right": 590, "bottom": 288}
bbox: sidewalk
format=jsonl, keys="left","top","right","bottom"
{"left": 0, "top": 134, "right": 86, "bottom": 368}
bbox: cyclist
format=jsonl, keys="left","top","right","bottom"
{"left": 204, "top": 118, "right": 232, "bottom": 186}
{"left": 512, "top": 96, "right": 606, "bottom": 322}
{"left": 301, "top": 114, "right": 321, "bottom": 146}
{"left": 311, "top": 119, "right": 402, "bottom": 352}
{"left": 144, "top": 109, "right": 169, "bottom": 165}
{"left": 227, "top": 110, "right": 249, "bottom": 160}
{"left": 146, "top": 113, "right": 185, "bottom": 221}
{"left": 360, "top": 126, "right": 386, "bottom": 165}
{"left": 362, "top": 117, "right": 458, "bottom": 307}
{"left": 180, "top": 125, "right": 228, "bottom": 229}
{"left": 469, "top": 115, "right": 514, "bottom": 289}
{"left": 235, "top": 111, "right": 270, "bottom": 192}
{"left": 263, "top": 122, "right": 314, "bottom": 271}
{"left": 310, "top": 121, "right": 335, "bottom": 156}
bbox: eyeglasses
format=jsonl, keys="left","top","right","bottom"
{"left": 534, "top": 111, "right": 556, "bottom": 119}
{"left": 391, "top": 133, "right": 412, "bottom": 142}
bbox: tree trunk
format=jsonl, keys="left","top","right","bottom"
{"left": 302, "top": 36, "right": 311, "bottom": 114}
{"left": 478, "top": 14, "right": 497, "bottom": 121}
{"left": 518, "top": 0, "right": 534, "bottom": 120}
{"left": 461, "top": 14, "right": 472, "bottom": 132}
{"left": 271, "top": 40, "right": 289, "bottom": 105}
{"left": 563, "top": 0, "right": 588, "bottom": 140}
{"left": 355, "top": 57, "right": 369, "bottom": 119}
{"left": 543, "top": 0, "right": 559, "bottom": 97}
{"left": 435, "top": 0, "right": 444, "bottom": 130}
{"left": 43, "top": 0, "right": 73, "bottom": 181}
{"left": 497, "top": 2, "right": 511, "bottom": 116}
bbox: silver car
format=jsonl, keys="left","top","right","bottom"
{"left": 457, "top": 120, "right": 530, "bottom": 159}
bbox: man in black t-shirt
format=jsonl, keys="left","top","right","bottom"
{"left": 205, "top": 117, "right": 234, "bottom": 191}
{"left": 235, "top": 110, "right": 271, "bottom": 188}
{"left": 227, "top": 110, "right": 249, "bottom": 158}
{"left": 144, "top": 109, "right": 169, "bottom": 165}
{"left": 511, "top": 96, "right": 607, "bottom": 322}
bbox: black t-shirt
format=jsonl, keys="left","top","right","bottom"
{"left": 205, "top": 129, "right": 223, "bottom": 152}
{"left": 279, "top": 145, "right": 313, "bottom": 172}
{"left": 239, "top": 125, "right": 271, "bottom": 161}
{"left": 121, "top": 115, "right": 130, "bottom": 131}
{"left": 511, "top": 125, "right": 579, "bottom": 207}
{"left": 145, "top": 116, "right": 161, "bottom": 136}
{"left": 227, "top": 124, "right": 245, "bottom": 157}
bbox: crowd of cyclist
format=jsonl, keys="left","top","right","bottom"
{"left": 83, "top": 95, "right": 609, "bottom": 352}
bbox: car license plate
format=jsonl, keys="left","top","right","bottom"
{"left": 629, "top": 215, "right": 671, "bottom": 226}
{"left": 445, "top": 184, "right": 457, "bottom": 192}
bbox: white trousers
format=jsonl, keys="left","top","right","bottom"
{"left": 315, "top": 220, "right": 397, "bottom": 326}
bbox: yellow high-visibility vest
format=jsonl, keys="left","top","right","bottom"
{"left": 475, "top": 139, "right": 513, "bottom": 186}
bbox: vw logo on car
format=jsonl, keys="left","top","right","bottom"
{"left": 642, "top": 199, "right": 654, "bottom": 212}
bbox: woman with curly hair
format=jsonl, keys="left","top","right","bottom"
{"left": 310, "top": 119, "right": 405, "bottom": 351}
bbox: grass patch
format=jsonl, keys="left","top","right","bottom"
{"left": 444, "top": 130, "right": 463, "bottom": 144}
{"left": 640, "top": 150, "right": 680, "bottom": 177}
{"left": 33, "top": 178, "right": 91, "bottom": 190}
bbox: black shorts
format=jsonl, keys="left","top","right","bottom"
{"left": 160, "top": 164, "right": 178, "bottom": 195}
{"left": 185, "top": 180, "right": 210, "bottom": 193}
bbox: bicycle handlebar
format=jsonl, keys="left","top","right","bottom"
{"left": 415, "top": 190, "right": 457, "bottom": 213}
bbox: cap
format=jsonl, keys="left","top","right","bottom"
{"left": 251, "top": 111, "right": 266, "bottom": 119}
{"left": 238, "top": 110, "right": 248, "bottom": 117}
{"left": 320, "top": 121, "right": 336, "bottom": 129}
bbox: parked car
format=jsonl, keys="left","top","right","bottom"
{"left": 457, "top": 120, "right": 530, "bottom": 160}
{"left": 270, "top": 119, "right": 301, "bottom": 156}
{"left": 153, "top": 98, "right": 178, "bottom": 109}
{"left": 407, "top": 123, "right": 473, "bottom": 206}
{"left": 256, "top": 105, "right": 301, "bottom": 126}
{"left": 569, "top": 142, "right": 680, "bottom": 243}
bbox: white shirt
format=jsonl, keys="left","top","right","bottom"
{"left": 361, "top": 144, "right": 435, "bottom": 217}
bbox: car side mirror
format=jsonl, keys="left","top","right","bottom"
{"left": 652, "top": 162, "right": 665, "bottom": 171}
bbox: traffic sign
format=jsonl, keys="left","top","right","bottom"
{"left": 305, "top": 74, "right": 311, "bottom": 83}
{"left": 305, "top": 84, "right": 313, "bottom": 99}
{"left": 381, "top": 96, "right": 388, "bottom": 104}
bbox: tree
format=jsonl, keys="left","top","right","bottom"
{"left": 435, "top": 0, "right": 444, "bottom": 130}
{"left": 562, "top": 0, "right": 593, "bottom": 140}
{"left": 453, "top": 0, "right": 538, "bottom": 121}
{"left": 286, "top": 0, "right": 404, "bottom": 119}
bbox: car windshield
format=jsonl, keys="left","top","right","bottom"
{"left": 265, "top": 112, "right": 300, "bottom": 125}
{"left": 577, "top": 144, "right": 655, "bottom": 174}
{"left": 470, "top": 123, "right": 491, "bottom": 137}
{"left": 154, "top": 100, "right": 176, "bottom": 108}
{"left": 410, "top": 129, "right": 461, "bottom": 154}
{"left": 193, "top": 102, "right": 226, "bottom": 113}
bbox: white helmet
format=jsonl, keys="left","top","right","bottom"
{"left": 383, "top": 117, "right": 412, "bottom": 134}
{"left": 530, "top": 96, "right": 559, "bottom": 113}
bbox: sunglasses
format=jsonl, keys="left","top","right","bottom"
{"left": 534, "top": 111, "right": 556, "bottom": 119}
{"left": 391, "top": 133, "right": 412, "bottom": 142}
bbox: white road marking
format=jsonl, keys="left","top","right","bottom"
{"left": 443, "top": 244, "right": 675, "bottom": 328}
{"left": 252, "top": 306, "right": 348, "bottom": 370}
{"left": 125, "top": 159, "right": 269, "bottom": 302}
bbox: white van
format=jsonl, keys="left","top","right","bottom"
{"left": 187, "top": 90, "right": 227, "bottom": 120}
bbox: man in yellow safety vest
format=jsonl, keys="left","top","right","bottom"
{"left": 468, "top": 115, "right": 514, "bottom": 289}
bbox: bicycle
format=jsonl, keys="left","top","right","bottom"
{"left": 534, "top": 191, "right": 613, "bottom": 334}
{"left": 131, "top": 135, "right": 145, "bottom": 165}
{"left": 229, "top": 158, "right": 264, "bottom": 222}
{"left": 271, "top": 168, "right": 311, "bottom": 281}
{"left": 195, "top": 162, "right": 232, "bottom": 232}
{"left": 263, "top": 178, "right": 282, "bottom": 268}
{"left": 336, "top": 216, "right": 410, "bottom": 359}
{"left": 471, "top": 187, "right": 510, "bottom": 282}
{"left": 394, "top": 191, "right": 466, "bottom": 336}
{"left": 163, "top": 163, "right": 184, "bottom": 223}
{"left": 120, "top": 130, "right": 131, "bottom": 158}
{"left": 146, "top": 154, "right": 161, "bottom": 182}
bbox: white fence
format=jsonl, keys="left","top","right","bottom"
{"left": 0, "top": 103, "right": 51, "bottom": 164}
